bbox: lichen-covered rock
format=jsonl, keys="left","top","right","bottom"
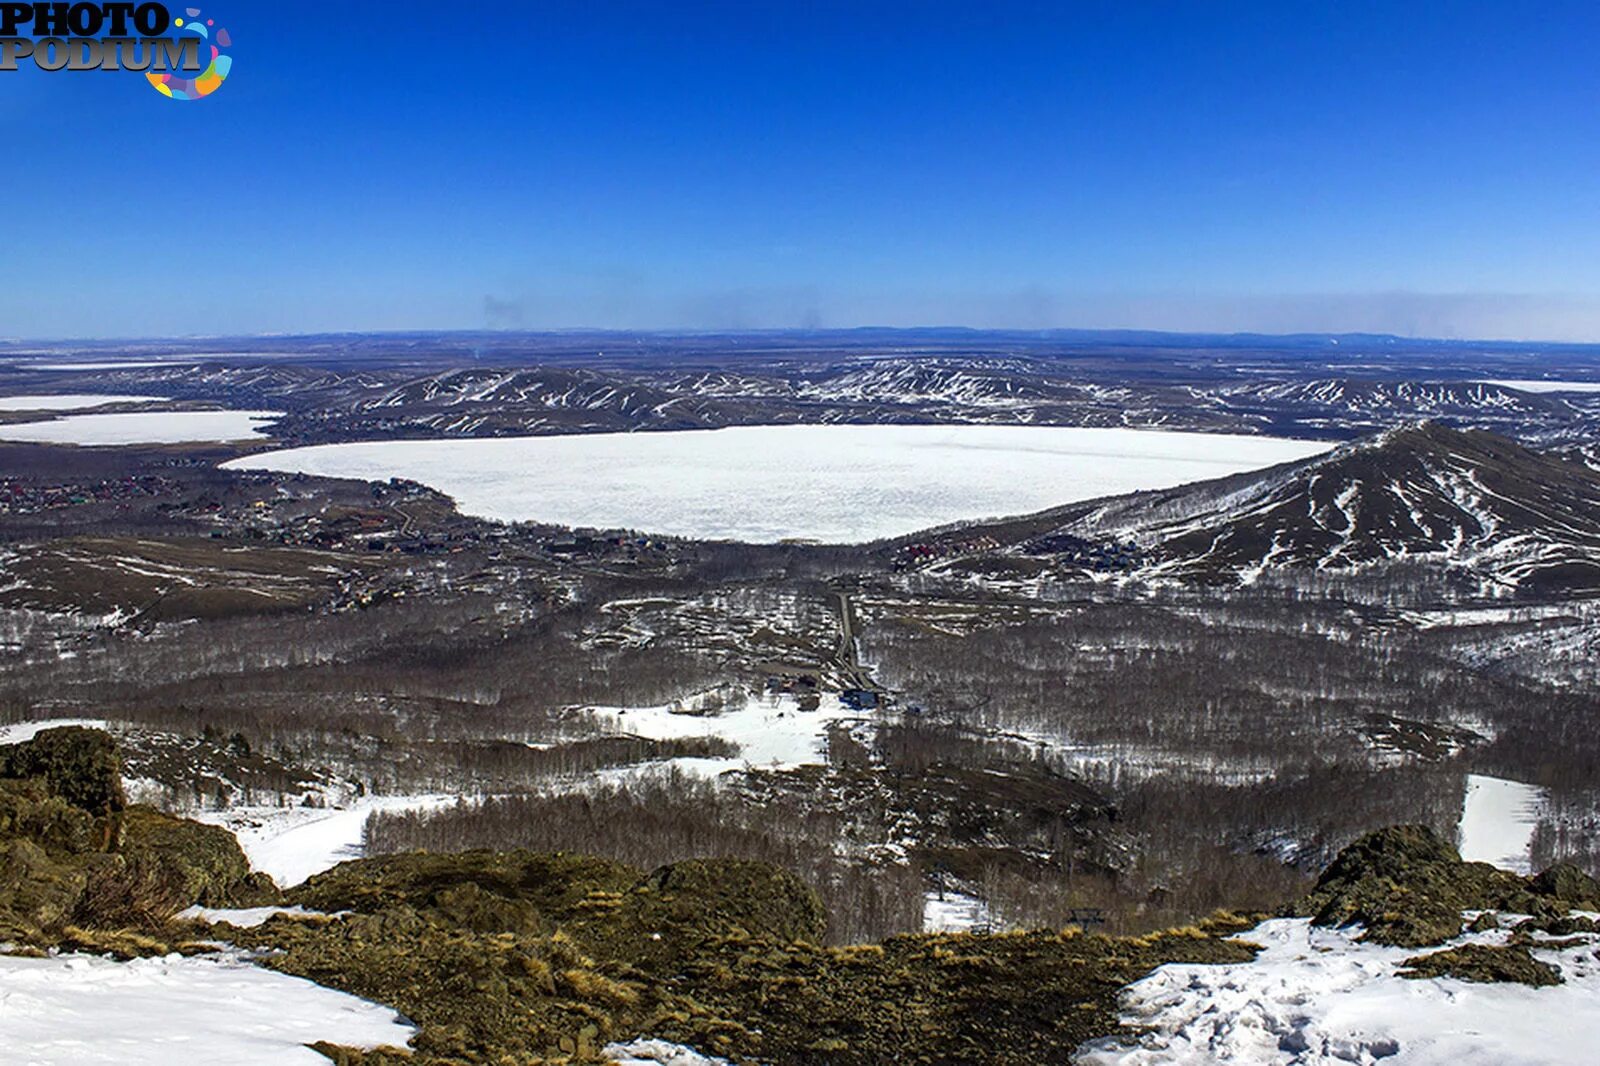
{"left": 0, "top": 837, "right": 98, "bottom": 942}
{"left": 0, "top": 728, "right": 274, "bottom": 945}
{"left": 631, "top": 858, "right": 829, "bottom": 944}
{"left": 240, "top": 888, "right": 1261, "bottom": 1066}
{"left": 286, "top": 850, "right": 829, "bottom": 974}
{"left": 244, "top": 905, "right": 656, "bottom": 1063}
{"left": 119, "top": 807, "right": 277, "bottom": 909}
{"left": 287, "top": 849, "right": 640, "bottom": 927}
{"left": 0, "top": 726, "right": 126, "bottom": 816}
{"left": 1530, "top": 863, "right": 1600, "bottom": 909}
{"left": 0, "top": 776, "right": 101, "bottom": 854}
{"left": 586, "top": 857, "right": 830, "bottom": 971}
{"left": 1400, "top": 943, "right": 1563, "bottom": 986}
{"left": 1288, "top": 825, "right": 1551, "bottom": 947}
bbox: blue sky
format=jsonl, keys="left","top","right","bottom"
{"left": 3, "top": 1, "right": 1599, "bottom": 339}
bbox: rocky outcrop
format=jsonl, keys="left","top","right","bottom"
{"left": 0, "top": 727, "right": 275, "bottom": 949}
{"left": 1291, "top": 825, "right": 1598, "bottom": 947}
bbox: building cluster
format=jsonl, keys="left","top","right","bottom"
{"left": 543, "top": 528, "right": 671, "bottom": 561}
{"left": 0, "top": 475, "right": 179, "bottom": 516}
{"left": 891, "top": 534, "right": 1002, "bottom": 571}
{"left": 1022, "top": 532, "right": 1148, "bottom": 571}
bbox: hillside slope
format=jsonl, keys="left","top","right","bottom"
{"left": 1021, "top": 423, "right": 1600, "bottom": 591}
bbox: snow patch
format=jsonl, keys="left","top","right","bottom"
{"left": 603, "top": 1038, "right": 735, "bottom": 1065}
{"left": 176, "top": 905, "right": 338, "bottom": 928}
{"left": 1075, "top": 915, "right": 1600, "bottom": 1066}
{"left": 0, "top": 950, "right": 414, "bottom": 1064}
{"left": 0, "top": 395, "right": 165, "bottom": 411}
{"left": 1482, "top": 379, "right": 1600, "bottom": 394}
{"left": 922, "top": 891, "right": 991, "bottom": 933}
{"left": 593, "top": 691, "right": 860, "bottom": 772}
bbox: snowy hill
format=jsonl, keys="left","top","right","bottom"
{"left": 1036, "top": 423, "right": 1600, "bottom": 591}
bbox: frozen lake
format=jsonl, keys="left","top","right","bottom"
{"left": 1485, "top": 379, "right": 1600, "bottom": 394}
{"left": 226, "top": 424, "right": 1330, "bottom": 543}
{"left": 0, "top": 410, "right": 281, "bottom": 445}
{"left": 0, "top": 394, "right": 165, "bottom": 411}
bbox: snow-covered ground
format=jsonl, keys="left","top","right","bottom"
{"left": 593, "top": 691, "right": 860, "bottom": 773}
{"left": 1075, "top": 915, "right": 1600, "bottom": 1065}
{"left": 1459, "top": 773, "right": 1547, "bottom": 874}
{"left": 192, "top": 794, "right": 455, "bottom": 887}
{"left": 0, "top": 719, "right": 108, "bottom": 745}
{"left": 225, "top": 425, "right": 1330, "bottom": 543}
{"left": 0, "top": 951, "right": 414, "bottom": 1064}
{"left": 0, "top": 410, "right": 281, "bottom": 445}
{"left": 0, "top": 395, "right": 164, "bottom": 411}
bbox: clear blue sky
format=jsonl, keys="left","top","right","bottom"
{"left": 4, "top": 1, "right": 1600, "bottom": 339}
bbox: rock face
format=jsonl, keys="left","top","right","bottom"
{"left": 1291, "top": 824, "right": 1598, "bottom": 947}
{"left": 0, "top": 727, "right": 275, "bottom": 947}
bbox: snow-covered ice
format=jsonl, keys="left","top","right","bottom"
{"left": 0, "top": 950, "right": 414, "bottom": 1064}
{"left": 0, "top": 395, "right": 164, "bottom": 411}
{"left": 225, "top": 424, "right": 1331, "bottom": 543}
{"left": 192, "top": 794, "right": 455, "bottom": 887}
{"left": 1075, "top": 915, "right": 1600, "bottom": 1065}
{"left": 23, "top": 361, "right": 196, "bottom": 371}
{"left": 603, "top": 1038, "right": 734, "bottom": 1065}
{"left": 0, "top": 410, "right": 281, "bottom": 445}
{"left": 1459, "top": 773, "right": 1546, "bottom": 874}
{"left": 1483, "top": 379, "right": 1600, "bottom": 394}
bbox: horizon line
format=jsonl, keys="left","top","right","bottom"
{"left": 7, "top": 324, "right": 1600, "bottom": 350}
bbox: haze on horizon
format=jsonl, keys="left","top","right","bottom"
{"left": 3, "top": 1, "right": 1599, "bottom": 343}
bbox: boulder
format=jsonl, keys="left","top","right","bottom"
{"left": 1530, "top": 863, "right": 1600, "bottom": 909}
{"left": 0, "top": 726, "right": 125, "bottom": 816}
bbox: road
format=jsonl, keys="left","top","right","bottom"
{"left": 832, "top": 587, "right": 885, "bottom": 696}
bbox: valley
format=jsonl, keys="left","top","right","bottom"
{"left": 0, "top": 333, "right": 1596, "bottom": 940}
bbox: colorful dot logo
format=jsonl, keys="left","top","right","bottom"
{"left": 148, "top": 8, "right": 231, "bottom": 100}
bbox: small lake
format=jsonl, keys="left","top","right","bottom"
{"left": 0, "top": 410, "right": 282, "bottom": 445}
{"left": 0, "top": 394, "right": 165, "bottom": 411}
